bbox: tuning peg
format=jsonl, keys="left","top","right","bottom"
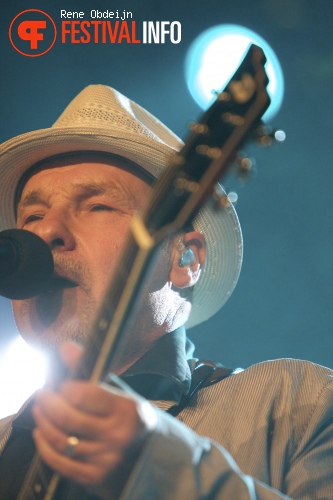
{"left": 230, "top": 153, "right": 256, "bottom": 182}
{"left": 189, "top": 121, "right": 210, "bottom": 135}
{"left": 212, "top": 186, "right": 238, "bottom": 210}
{"left": 254, "top": 124, "right": 286, "bottom": 147}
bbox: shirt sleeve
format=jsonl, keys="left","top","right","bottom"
{"left": 120, "top": 410, "right": 291, "bottom": 499}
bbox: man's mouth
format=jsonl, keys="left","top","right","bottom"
{"left": 46, "top": 275, "right": 78, "bottom": 292}
{"left": 33, "top": 274, "right": 79, "bottom": 325}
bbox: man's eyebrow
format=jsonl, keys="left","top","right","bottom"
{"left": 72, "top": 182, "right": 113, "bottom": 197}
{"left": 18, "top": 181, "right": 138, "bottom": 210}
{"left": 18, "top": 189, "right": 44, "bottom": 208}
{"left": 71, "top": 182, "right": 138, "bottom": 208}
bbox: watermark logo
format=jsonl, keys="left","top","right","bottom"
{"left": 9, "top": 9, "right": 57, "bottom": 57}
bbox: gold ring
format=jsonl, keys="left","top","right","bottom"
{"left": 64, "top": 435, "right": 79, "bottom": 457}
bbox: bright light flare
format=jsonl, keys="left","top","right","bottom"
{"left": 185, "top": 25, "right": 284, "bottom": 121}
{"left": 274, "top": 129, "right": 286, "bottom": 142}
{"left": 0, "top": 337, "right": 46, "bottom": 418}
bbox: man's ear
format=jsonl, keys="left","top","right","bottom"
{"left": 169, "top": 231, "right": 206, "bottom": 289}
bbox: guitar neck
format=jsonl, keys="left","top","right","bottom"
{"left": 18, "top": 43, "right": 270, "bottom": 500}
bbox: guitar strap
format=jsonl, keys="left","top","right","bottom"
{"left": 167, "top": 360, "right": 236, "bottom": 417}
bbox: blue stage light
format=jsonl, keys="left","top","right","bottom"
{"left": 185, "top": 25, "right": 284, "bottom": 121}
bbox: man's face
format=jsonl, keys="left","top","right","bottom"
{"left": 12, "top": 159, "right": 151, "bottom": 349}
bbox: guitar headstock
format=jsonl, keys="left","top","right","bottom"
{"left": 181, "top": 43, "right": 270, "bottom": 169}
{"left": 143, "top": 43, "right": 271, "bottom": 238}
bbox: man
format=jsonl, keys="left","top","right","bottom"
{"left": 0, "top": 85, "right": 332, "bottom": 499}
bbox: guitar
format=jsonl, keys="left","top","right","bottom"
{"left": 18, "top": 43, "right": 271, "bottom": 499}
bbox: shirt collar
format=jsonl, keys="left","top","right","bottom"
{"left": 121, "top": 326, "right": 194, "bottom": 403}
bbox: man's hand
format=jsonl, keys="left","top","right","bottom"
{"left": 32, "top": 342, "right": 157, "bottom": 498}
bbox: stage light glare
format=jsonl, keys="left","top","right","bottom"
{"left": 0, "top": 337, "right": 46, "bottom": 418}
{"left": 185, "top": 25, "right": 284, "bottom": 121}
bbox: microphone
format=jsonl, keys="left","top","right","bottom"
{"left": 0, "top": 229, "right": 54, "bottom": 300}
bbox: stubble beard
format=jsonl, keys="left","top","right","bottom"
{"left": 15, "top": 255, "right": 97, "bottom": 350}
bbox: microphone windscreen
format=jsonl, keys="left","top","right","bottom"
{"left": 0, "top": 229, "right": 54, "bottom": 300}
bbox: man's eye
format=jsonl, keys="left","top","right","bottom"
{"left": 90, "top": 204, "right": 114, "bottom": 212}
{"left": 23, "top": 214, "right": 43, "bottom": 224}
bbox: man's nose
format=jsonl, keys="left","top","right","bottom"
{"left": 31, "top": 216, "right": 76, "bottom": 252}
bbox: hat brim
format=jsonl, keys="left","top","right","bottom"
{"left": 0, "top": 126, "right": 242, "bottom": 328}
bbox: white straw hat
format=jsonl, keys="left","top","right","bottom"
{"left": 0, "top": 85, "right": 242, "bottom": 328}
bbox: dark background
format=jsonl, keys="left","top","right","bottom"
{"left": 1, "top": 0, "right": 333, "bottom": 371}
